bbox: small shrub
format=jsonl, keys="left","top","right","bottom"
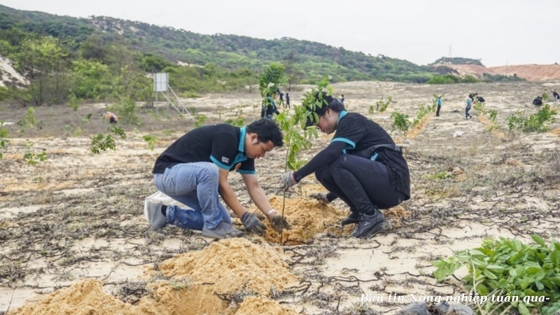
{"left": 23, "top": 141, "right": 48, "bottom": 165}
{"left": 375, "top": 96, "right": 392, "bottom": 113}
{"left": 225, "top": 117, "right": 244, "bottom": 127}
{"left": 142, "top": 135, "right": 157, "bottom": 150}
{"left": 391, "top": 112, "right": 410, "bottom": 136}
{"left": 0, "top": 121, "right": 9, "bottom": 159}
{"left": 91, "top": 134, "right": 116, "bottom": 154}
{"left": 194, "top": 114, "right": 207, "bottom": 128}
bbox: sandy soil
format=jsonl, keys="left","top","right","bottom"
{"left": 0, "top": 56, "right": 27, "bottom": 87}
{"left": 1, "top": 80, "right": 560, "bottom": 314}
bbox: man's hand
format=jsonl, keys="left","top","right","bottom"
{"left": 241, "top": 212, "right": 267, "bottom": 235}
{"left": 309, "top": 192, "right": 330, "bottom": 204}
{"left": 281, "top": 172, "right": 297, "bottom": 190}
{"left": 270, "top": 215, "right": 290, "bottom": 231}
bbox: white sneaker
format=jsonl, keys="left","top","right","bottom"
{"left": 145, "top": 200, "right": 167, "bottom": 230}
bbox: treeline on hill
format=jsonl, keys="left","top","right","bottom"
{"left": 0, "top": 4, "right": 521, "bottom": 106}
{"left": 427, "top": 73, "right": 524, "bottom": 84}
{"left": 0, "top": 28, "right": 257, "bottom": 106}
{"left": 430, "top": 57, "right": 485, "bottom": 66}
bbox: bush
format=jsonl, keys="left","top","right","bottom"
{"left": 427, "top": 74, "right": 480, "bottom": 84}
{"left": 432, "top": 236, "right": 560, "bottom": 315}
{"left": 507, "top": 105, "right": 557, "bottom": 133}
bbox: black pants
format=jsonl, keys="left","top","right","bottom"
{"left": 315, "top": 154, "right": 406, "bottom": 214}
{"left": 436, "top": 106, "right": 441, "bottom": 116}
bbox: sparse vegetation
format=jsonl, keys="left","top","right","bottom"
{"left": 390, "top": 112, "right": 410, "bottom": 137}
{"left": 23, "top": 141, "right": 47, "bottom": 165}
{"left": 142, "top": 135, "right": 157, "bottom": 150}
{"left": 507, "top": 105, "right": 557, "bottom": 133}
{"left": 0, "top": 121, "right": 8, "bottom": 159}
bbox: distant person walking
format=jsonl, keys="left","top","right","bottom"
{"left": 278, "top": 90, "right": 285, "bottom": 107}
{"left": 465, "top": 98, "right": 472, "bottom": 119}
{"left": 435, "top": 96, "right": 442, "bottom": 117}
{"left": 285, "top": 92, "right": 290, "bottom": 108}
{"left": 532, "top": 96, "right": 543, "bottom": 106}
{"left": 340, "top": 94, "right": 345, "bottom": 104}
{"left": 552, "top": 90, "right": 560, "bottom": 103}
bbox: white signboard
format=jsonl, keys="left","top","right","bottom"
{"left": 154, "top": 73, "right": 169, "bottom": 92}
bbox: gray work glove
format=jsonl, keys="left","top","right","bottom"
{"left": 309, "top": 192, "right": 330, "bottom": 204}
{"left": 270, "top": 215, "right": 290, "bottom": 231}
{"left": 241, "top": 212, "right": 267, "bottom": 235}
{"left": 281, "top": 171, "right": 298, "bottom": 190}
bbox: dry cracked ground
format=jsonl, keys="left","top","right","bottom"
{"left": 1, "top": 80, "right": 559, "bottom": 314}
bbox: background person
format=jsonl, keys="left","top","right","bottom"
{"left": 465, "top": 97, "right": 473, "bottom": 119}
{"left": 146, "top": 118, "right": 287, "bottom": 239}
{"left": 280, "top": 93, "right": 410, "bottom": 239}
{"left": 103, "top": 111, "right": 118, "bottom": 124}
{"left": 552, "top": 90, "right": 560, "bottom": 102}
{"left": 435, "top": 96, "right": 442, "bottom": 117}
{"left": 532, "top": 96, "right": 543, "bottom": 106}
{"left": 261, "top": 94, "right": 280, "bottom": 118}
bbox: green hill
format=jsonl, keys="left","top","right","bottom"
{"left": 0, "top": 4, "right": 447, "bottom": 84}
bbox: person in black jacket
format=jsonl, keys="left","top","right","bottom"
{"left": 147, "top": 119, "right": 286, "bottom": 239}
{"left": 533, "top": 96, "right": 543, "bottom": 106}
{"left": 280, "top": 92, "right": 410, "bottom": 239}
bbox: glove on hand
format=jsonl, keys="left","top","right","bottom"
{"left": 241, "top": 212, "right": 267, "bottom": 235}
{"left": 309, "top": 192, "right": 330, "bottom": 204}
{"left": 270, "top": 215, "right": 290, "bottom": 231}
{"left": 281, "top": 172, "right": 297, "bottom": 189}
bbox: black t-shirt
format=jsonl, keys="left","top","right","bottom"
{"left": 152, "top": 124, "right": 255, "bottom": 175}
{"left": 294, "top": 111, "right": 410, "bottom": 198}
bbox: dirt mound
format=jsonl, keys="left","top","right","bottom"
{"left": 8, "top": 279, "right": 137, "bottom": 315}
{"left": 257, "top": 195, "right": 353, "bottom": 245}
{"left": 490, "top": 64, "right": 560, "bottom": 81}
{"left": 255, "top": 195, "right": 410, "bottom": 244}
{"left": 444, "top": 64, "right": 492, "bottom": 77}
{"left": 157, "top": 238, "right": 299, "bottom": 295}
{"left": 235, "top": 296, "right": 298, "bottom": 315}
{"left": 8, "top": 278, "right": 297, "bottom": 315}
{"left": 10, "top": 239, "right": 299, "bottom": 315}
{"left": 442, "top": 63, "right": 560, "bottom": 81}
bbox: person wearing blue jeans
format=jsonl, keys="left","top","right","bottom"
{"left": 465, "top": 98, "right": 472, "bottom": 119}
{"left": 280, "top": 92, "right": 410, "bottom": 239}
{"left": 147, "top": 118, "right": 286, "bottom": 239}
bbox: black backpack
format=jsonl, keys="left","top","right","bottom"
{"left": 477, "top": 96, "right": 485, "bottom": 103}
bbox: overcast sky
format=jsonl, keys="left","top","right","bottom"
{"left": 1, "top": 0, "right": 558, "bottom": 67}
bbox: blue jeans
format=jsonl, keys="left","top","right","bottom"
{"left": 153, "top": 162, "right": 231, "bottom": 230}
{"left": 465, "top": 105, "right": 471, "bottom": 118}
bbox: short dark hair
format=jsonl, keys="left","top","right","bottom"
{"left": 305, "top": 91, "right": 346, "bottom": 127}
{"left": 246, "top": 118, "right": 284, "bottom": 147}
